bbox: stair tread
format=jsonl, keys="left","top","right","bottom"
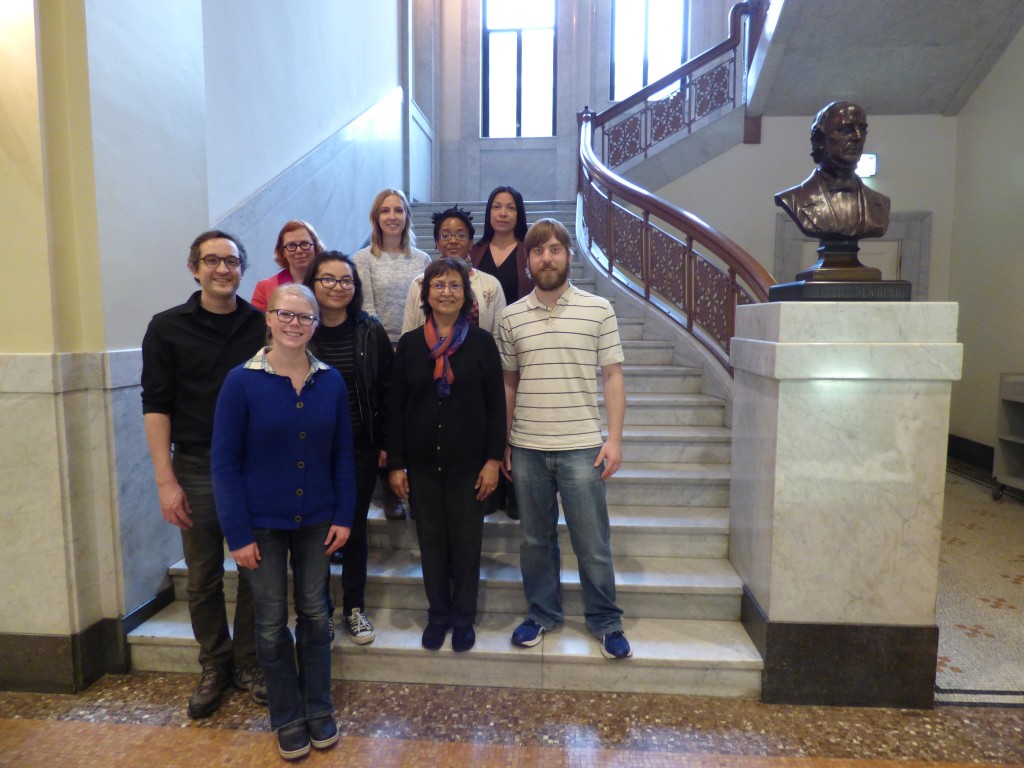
{"left": 128, "top": 603, "right": 761, "bottom": 669}
{"left": 621, "top": 425, "right": 731, "bottom": 440}
{"left": 613, "top": 462, "right": 731, "bottom": 480}
{"left": 613, "top": 393, "right": 724, "bottom": 405}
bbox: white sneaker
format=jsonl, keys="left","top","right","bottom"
{"left": 345, "top": 608, "right": 376, "bottom": 645}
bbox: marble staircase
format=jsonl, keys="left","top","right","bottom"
{"left": 127, "top": 201, "right": 763, "bottom": 698}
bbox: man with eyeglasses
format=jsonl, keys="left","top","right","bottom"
{"left": 400, "top": 206, "right": 506, "bottom": 342}
{"left": 142, "top": 230, "right": 269, "bottom": 718}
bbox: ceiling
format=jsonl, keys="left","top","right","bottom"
{"left": 747, "top": 0, "right": 1024, "bottom": 116}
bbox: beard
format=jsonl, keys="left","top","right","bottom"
{"left": 533, "top": 263, "right": 569, "bottom": 291}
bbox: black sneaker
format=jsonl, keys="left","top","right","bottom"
{"left": 421, "top": 623, "right": 448, "bottom": 650}
{"left": 452, "top": 625, "right": 475, "bottom": 652}
{"left": 233, "top": 663, "right": 268, "bottom": 706}
{"left": 277, "top": 723, "right": 310, "bottom": 760}
{"left": 187, "top": 664, "right": 231, "bottom": 719}
{"left": 345, "top": 608, "right": 376, "bottom": 645}
{"left": 307, "top": 714, "right": 340, "bottom": 749}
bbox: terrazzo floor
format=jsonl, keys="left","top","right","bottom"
{"left": 1, "top": 673, "right": 1022, "bottom": 767}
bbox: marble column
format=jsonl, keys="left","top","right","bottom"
{"left": 729, "top": 302, "right": 963, "bottom": 707}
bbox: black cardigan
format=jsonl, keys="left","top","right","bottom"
{"left": 388, "top": 324, "right": 506, "bottom": 474}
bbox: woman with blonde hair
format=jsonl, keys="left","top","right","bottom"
{"left": 353, "top": 189, "right": 431, "bottom": 345}
{"left": 250, "top": 220, "right": 326, "bottom": 311}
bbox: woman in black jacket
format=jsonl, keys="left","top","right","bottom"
{"left": 388, "top": 258, "right": 506, "bottom": 653}
{"left": 305, "top": 252, "right": 394, "bottom": 646}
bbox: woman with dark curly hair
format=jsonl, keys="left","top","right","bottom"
{"left": 387, "top": 258, "right": 505, "bottom": 653}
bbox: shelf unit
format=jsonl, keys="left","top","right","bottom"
{"left": 993, "top": 372, "right": 1024, "bottom": 500}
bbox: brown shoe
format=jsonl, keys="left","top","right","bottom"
{"left": 383, "top": 486, "right": 406, "bottom": 520}
{"left": 188, "top": 664, "right": 232, "bottom": 718}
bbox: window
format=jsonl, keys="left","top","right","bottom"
{"left": 482, "top": 0, "right": 556, "bottom": 138}
{"left": 611, "top": 0, "right": 689, "bottom": 101}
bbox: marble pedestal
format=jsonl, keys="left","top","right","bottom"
{"left": 728, "top": 302, "right": 963, "bottom": 707}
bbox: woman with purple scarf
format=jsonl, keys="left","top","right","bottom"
{"left": 388, "top": 258, "right": 505, "bottom": 653}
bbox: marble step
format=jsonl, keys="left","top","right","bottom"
{"left": 621, "top": 341, "right": 675, "bottom": 365}
{"left": 127, "top": 603, "right": 762, "bottom": 698}
{"left": 601, "top": 393, "right": 726, "bottom": 426}
{"left": 617, "top": 316, "right": 645, "bottom": 340}
{"left": 606, "top": 462, "right": 730, "bottom": 507}
{"left": 602, "top": 365, "right": 703, "bottom": 394}
{"left": 168, "top": 549, "right": 742, "bottom": 621}
{"left": 620, "top": 425, "right": 731, "bottom": 463}
{"left": 366, "top": 504, "right": 730, "bottom": 558}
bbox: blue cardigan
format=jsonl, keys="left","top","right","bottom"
{"left": 211, "top": 361, "right": 356, "bottom": 551}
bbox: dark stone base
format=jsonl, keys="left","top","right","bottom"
{"left": 769, "top": 280, "right": 912, "bottom": 302}
{"left": 742, "top": 589, "right": 938, "bottom": 708}
{"left": 947, "top": 433, "right": 993, "bottom": 473}
{"left": 0, "top": 586, "right": 173, "bottom": 693}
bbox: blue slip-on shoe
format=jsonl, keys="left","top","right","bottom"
{"left": 600, "top": 630, "right": 633, "bottom": 659}
{"left": 277, "top": 723, "right": 311, "bottom": 760}
{"left": 511, "top": 618, "right": 546, "bottom": 647}
{"left": 307, "top": 714, "right": 340, "bottom": 750}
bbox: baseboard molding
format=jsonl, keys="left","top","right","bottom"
{"left": 742, "top": 589, "right": 938, "bottom": 708}
{"left": 947, "top": 434, "right": 993, "bottom": 473}
{"left": 0, "top": 585, "right": 174, "bottom": 693}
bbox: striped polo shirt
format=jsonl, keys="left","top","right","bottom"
{"left": 499, "top": 283, "right": 624, "bottom": 451}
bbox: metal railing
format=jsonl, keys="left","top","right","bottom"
{"left": 577, "top": 4, "right": 775, "bottom": 372}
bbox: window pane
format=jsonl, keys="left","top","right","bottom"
{"left": 487, "top": 31, "right": 519, "bottom": 138}
{"left": 487, "top": 0, "right": 555, "bottom": 30}
{"left": 520, "top": 28, "right": 554, "bottom": 137}
{"left": 647, "top": 0, "right": 684, "bottom": 85}
{"left": 613, "top": 3, "right": 645, "bottom": 100}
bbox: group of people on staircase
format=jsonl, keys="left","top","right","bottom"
{"left": 141, "top": 184, "right": 631, "bottom": 760}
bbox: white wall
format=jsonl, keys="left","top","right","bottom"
{"left": 949, "top": 24, "right": 1024, "bottom": 446}
{"left": 203, "top": 1, "right": 400, "bottom": 221}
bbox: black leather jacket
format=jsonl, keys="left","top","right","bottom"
{"left": 313, "top": 310, "right": 394, "bottom": 451}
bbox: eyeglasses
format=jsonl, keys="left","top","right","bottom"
{"left": 200, "top": 255, "right": 242, "bottom": 269}
{"left": 437, "top": 232, "right": 469, "bottom": 242}
{"left": 269, "top": 309, "right": 318, "bottom": 326}
{"left": 283, "top": 241, "right": 314, "bottom": 253}
{"left": 430, "top": 281, "right": 464, "bottom": 293}
{"left": 314, "top": 276, "right": 355, "bottom": 290}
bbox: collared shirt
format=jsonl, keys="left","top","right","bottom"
{"left": 499, "top": 283, "right": 624, "bottom": 451}
{"left": 141, "top": 291, "right": 266, "bottom": 449}
{"left": 242, "top": 346, "right": 329, "bottom": 381}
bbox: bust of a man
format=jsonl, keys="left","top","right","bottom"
{"left": 775, "top": 101, "right": 890, "bottom": 239}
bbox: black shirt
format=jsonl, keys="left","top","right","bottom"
{"left": 477, "top": 246, "right": 520, "bottom": 307}
{"left": 141, "top": 291, "right": 266, "bottom": 448}
{"left": 312, "top": 317, "right": 368, "bottom": 445}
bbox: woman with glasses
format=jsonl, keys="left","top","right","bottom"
{"left": 304, "top": 251, "right": 393, "bottom": 647}
{"left": 212, "top": 283, "right": 354, "bottom": 760}
{"left": 353, "top": 189, "right": 431, "bottom": 345}
{"left": 388, "top": 258, "right": 505, "bottom": 653}
{"left": 250, "top": 220, "right": 326, "bottom": 311}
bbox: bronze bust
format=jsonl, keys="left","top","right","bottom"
{"left": 775, "top": 101, "right": 890, "bottom": 240}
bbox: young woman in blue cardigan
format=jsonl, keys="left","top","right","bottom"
{"left": 212, "top": 283, "right": 355, "bottom": 760}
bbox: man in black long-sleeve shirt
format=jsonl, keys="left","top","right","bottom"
{"left": 141, "top": 230, "right": 267, "bottom": 718}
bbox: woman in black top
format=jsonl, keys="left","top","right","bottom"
{"left": 388, "top": 258, "right": 506, "bottom": 653}
{"left": 305, "top": 252, "right": 394, "bottom": 646}
{"left": 468, "top": 185, "right": 532, "bottom": 306}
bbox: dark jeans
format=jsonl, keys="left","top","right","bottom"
{"left": 248, "top": 524, "right": 333, "bottom": 731}
{"left": 407, "top": 467, "right": 484, "bottom": 628}
{"left": 328, "top": 448, "right": 378, "bottom": 615}
{"left": 174, "top": 451, "right": 256, "bottom": 669}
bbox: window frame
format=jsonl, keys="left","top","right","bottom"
{"left": 610, "top": 0, "right": 690, "bottom": 102}
{"left": 481, "top": 1, "right": 558, "bottom": 138}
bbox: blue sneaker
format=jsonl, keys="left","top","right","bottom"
{"left": 600, "top": 630, "right": 633, "bottom": 659}
{"left": 511, "top": 618, "right": 546, "bottom": 647}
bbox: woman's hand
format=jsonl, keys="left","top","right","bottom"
{"left": 377, "top": 450, "right": 388, "bottom": 469}
{"left": 325, "top": 525, "right": 351, "bottom": 556}
{"left": 389, "top": 469, "right": 409, "bottom": 500}
{"left": 231, "top": 542, "right": 260, "bottom": 570}
{"left": 475, "top": 459, "right": 501, "bottom": 501}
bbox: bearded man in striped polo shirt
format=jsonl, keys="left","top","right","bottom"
{"left": 498, "top": 218, "right": 632, "bottom": 660}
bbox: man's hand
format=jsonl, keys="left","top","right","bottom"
{"left": 389, "top": 469, "right": 409, "bottom": 500}
{"left": 231, "top": 542, "right": 260, "bottom": 570}
{"left": 501, "top": 445, "right": 513, "bottom": 481}
{"left": 325, "top": 526, "right": 351, "bottom": 556}
{"left": 158, "top": 480, "right": 193, "bottom": 529}
{"left": 595, "top": 438, "right": 622, "bottom": 480}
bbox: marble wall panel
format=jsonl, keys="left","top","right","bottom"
{"left": 0, "top": 392, "right": 73, "bottom": 635}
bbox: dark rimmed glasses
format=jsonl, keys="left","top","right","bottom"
{"left": 269, "top": 309, "right": 318, "bottom": 326}
{"left": 314, "top": 276, "right": 355, "bottom": 290}
{"left": 200, "top": 255, "right": 242, "bottom": 269}
{"left": 283, "top": 241, "right": 314, "bottom": 253}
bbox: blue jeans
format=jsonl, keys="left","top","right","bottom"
{"left": 247, "top": 524, "right": 333, "bottom": 731}
{"left": 512, "top": 446, "right": 623, "bottom": 637}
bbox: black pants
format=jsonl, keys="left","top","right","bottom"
{"left": 407, "top": 467, "right": 484, "bottom": 628}
{"left": 329, "top": 448, "right": 379, "bottom": 616}
{"left": 174, "top": 451, "right": 257, "bottom": 669}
